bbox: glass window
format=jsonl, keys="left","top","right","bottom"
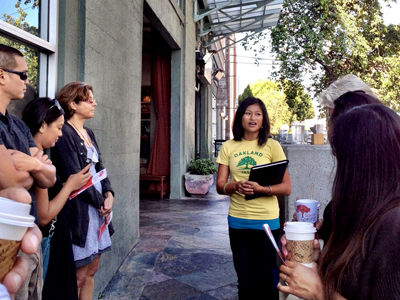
{"left": 0, "top": 0, "right": 40, "bottom": 37}
{"left": 0, "top": 0, "right": 57, "bottom": 110}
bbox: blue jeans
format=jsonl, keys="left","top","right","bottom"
{"left": 229, "top": 227, "right": 279, "bottom": 300}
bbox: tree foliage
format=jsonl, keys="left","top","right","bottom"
{"left": 238, "top": 79, "right": 314, "bottom": 132}
{"left": 243, "top": 0, "right": 400, "bottom": 111}
{"left": 282, "top": 81, "right": 315, "bottom": 122}
{"left": 1, "top": 1, "right": 39, "bottom": 91}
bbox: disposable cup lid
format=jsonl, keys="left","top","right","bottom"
{"left": 295, "top": 199, "right": 318, "bottom": 204}
{"left": 0, "top": 212, "right": 35, "bottom": 227}
{"left": 0, "top": 197, "right": 31, "bottom": 216}
{"left": 284, "top": 222, "right": 316, "bottom": 233}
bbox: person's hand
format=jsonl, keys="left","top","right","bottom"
{"left": 278, "top": 261, "right": 324, "bottom": 300}
{"left": 65, "top": 164, "right": 91, "bottom": 191}
{"left": 0, "top": 188, "right": 42, "bottom": 295}
{"left": 8, "top": 150, "right": 40, "bottom": 172}
{"left": 99, "top": 192, "right": 113, "bottom": 218}
{"left": 235, "top": 180, "right": 256, "bottom": 195}
{"left": 281, "top": 234, "right": 321, "bottom": 262}
{"left": 246, "top": 181, "right": 264, "bottom": 195}
{"left": 32, "top": 149, "right": 52, "bottom": 165}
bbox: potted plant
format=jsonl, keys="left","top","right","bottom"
{"left": 185, "top": 158, "right": 218, "bottom": 197}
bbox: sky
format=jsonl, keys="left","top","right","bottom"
{"left": 0, "top": 0, "right": 39, "bottom": 27}
{"left": 235, "top": 1, "right": 400, "bottom": 96}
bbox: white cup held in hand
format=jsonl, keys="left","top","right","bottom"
{"left": 284, "top": 222, "right": 316, "bottom": 267}
{"left": 0, "top": 197, "right": 35, "bottom": 282}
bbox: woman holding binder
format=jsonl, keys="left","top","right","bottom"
{"left": 51, "top": 82, "right": 115, "bottom": 300}
{"left": 216, "top": 97, "right": 291, "bottom": 300}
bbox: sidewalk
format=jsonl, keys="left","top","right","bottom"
{"left": 100, "top": 183, "right": 300, "bottom": 300}
{"left": 100, "top": 185, "right": 238, "bottom": 300}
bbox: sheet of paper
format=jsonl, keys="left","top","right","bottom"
{"left": 97, "top": 211, "right": 113, "bottom": 241}
{"left": 262, "top": 224, "right": 287, "bottom": 266}
{"left": 69, "top": 169, "right": 107, "bottom": 200}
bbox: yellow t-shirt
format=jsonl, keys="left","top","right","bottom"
{"left": 216, "top": 138, "right": 287, "bottom": 220}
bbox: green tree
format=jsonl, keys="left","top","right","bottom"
{"left": 282, "top": 81, "right": 315, "bottom": 122}
{"left": 243, "top": 0, "right": 400, "bottom": 111}
{"left": 237, "top": 156, "right": 257, "bottom": 170}
{"left": 1, "top": 1, "right": 39, "bottom": 91}
{"left": 239, "top": 80, "right": 280, "bottom": 102}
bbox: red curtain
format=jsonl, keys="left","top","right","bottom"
{"left": 147, "top": 31, "right": 171, "bottom": 181}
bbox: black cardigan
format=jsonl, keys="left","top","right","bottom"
{"left": 51, "top": 122, "right": 114, "bottom": 247}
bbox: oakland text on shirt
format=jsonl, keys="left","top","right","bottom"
{"left": 234, "top": 151, "right": 263, "bottom": 158}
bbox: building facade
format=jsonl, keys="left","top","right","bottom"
{"left": 0, "top": 0, "right": 282, "bottom": 296}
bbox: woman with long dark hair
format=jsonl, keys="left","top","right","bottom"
{"left": 279, "top": 104, "right": 400, "bottom": 299}
{"left": 216, "top": 97, "right": 291, "bottom": 299}
{"left": 22, "top": 98, "right": 91, "bottom": 300}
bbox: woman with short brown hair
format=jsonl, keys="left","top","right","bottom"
{"left": 52, "top": 82, "right": 115, "bottom": 300}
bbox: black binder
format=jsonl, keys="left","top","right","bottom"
{"left": 245, "top": 159, "right": 289, "bottom": 200}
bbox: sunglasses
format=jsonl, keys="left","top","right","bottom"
{"left": 1, "top": 68, "right": 28, "bottom": 80}
{"left": 48, "top": 99, "right": 62, "bottom": 111}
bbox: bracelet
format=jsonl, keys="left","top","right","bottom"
{"left": 222, "top": 182, "right": 229, "bottom": 195}
{"left": 267, "top": 185, "right": 272, "bottom": 196}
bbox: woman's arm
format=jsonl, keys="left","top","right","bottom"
{"left": 29, "top": 147, "right": 56, "bottom": 188}
{"left": 216, "top": 164, "right": 230, "bottom": 195}
{"left": 35, "top": 165, "right": 91, "bottom": 227}
{"left": 216, "top": 164, "right": 245, "bottom": 195}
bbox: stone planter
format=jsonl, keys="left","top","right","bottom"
{"left": 184, "top": 172, "right": 215, "bottom": 197}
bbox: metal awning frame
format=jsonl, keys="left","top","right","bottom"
{"left": 194, "top": 0, "right": 281, "bottom": 49}
{"left": 194, "top": 0, "right": 239, "bottom": 22}
{"left": 210, "top": 28, "right": 264, "bottom": 52}
{"left": 197, "top": 0, "right": 277, "bottom": 38}
{"left": 203, "top": 14, "right": 275, "bottom": 47}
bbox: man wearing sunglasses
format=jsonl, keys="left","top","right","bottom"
{"left": 0, "top": 44, "right": 56, "bottom": 300}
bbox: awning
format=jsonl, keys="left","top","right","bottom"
{"left": 194, "top": 0, "right": 283, "bottom": 47}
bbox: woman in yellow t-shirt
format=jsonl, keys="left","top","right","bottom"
{"left": 216, "top": 97, "right": 291, "bottom": 299}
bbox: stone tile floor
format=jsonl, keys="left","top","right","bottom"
{"left": 101, "top": 183, "right": 299, "bottom": 300}
{"left": 101, "top": 187, "right": 239, "bottom": 300}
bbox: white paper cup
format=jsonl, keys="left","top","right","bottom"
{"left": 0, "top": 197, "right": 35, "bottom": 282}
{"left": 295, "top": 199, "right": 319, "bottom": 226}
{"left": 284, "top": 222, "right": 316, "bottom": 267}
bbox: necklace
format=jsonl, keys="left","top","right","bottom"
{"left": 68, "top": 120, "right": 93, "bottom": 147}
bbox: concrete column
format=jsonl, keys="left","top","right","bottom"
{"left": 282, "top": 144, "right": 335, "bottom": 222}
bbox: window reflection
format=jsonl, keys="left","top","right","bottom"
{"left": 0, "top": 0, "right": 40, "bottom": 37}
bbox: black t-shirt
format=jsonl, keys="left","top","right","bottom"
{"left": 0, "top": 111, "right": 39, "bottom": 224}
